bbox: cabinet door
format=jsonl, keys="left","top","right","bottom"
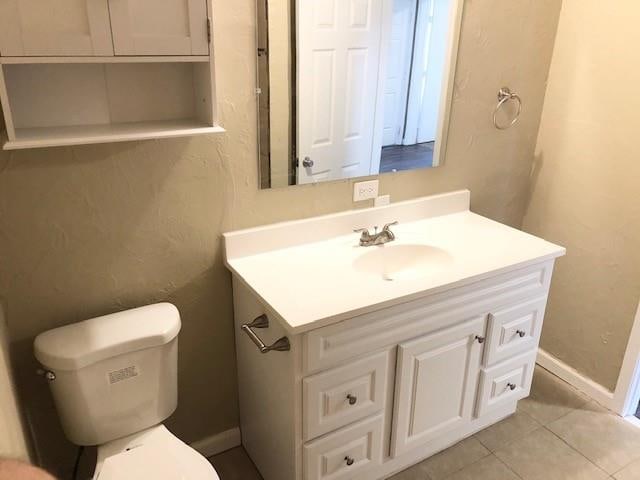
{"left": 108, "top": 0, "right": 209, "bottom": 55}
{"left": 391, "top": 317, "right": 485, "bottom": 456}
{"left": 0, "top": 0, "right": 113, "bottom": 56}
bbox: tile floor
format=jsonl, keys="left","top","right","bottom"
{"left": 208, "top": 366, "right": 640, "bottom": 480}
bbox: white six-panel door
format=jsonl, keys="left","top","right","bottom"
{"left": 108, "top": 0, "right": 209, "bottom": 55}
{"left": 0, "top": 0, "right": 114, "bottom": 56}
{"left": 391, "top": 316, "right": 485, "bottom": 456}
{"left": 381, "top": 0, "right": 416, "bottom": 147}
{"left": 297, "top": 0, "right": 384, "bottom": 184}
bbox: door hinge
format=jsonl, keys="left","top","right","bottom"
{"left": 207, "top": 17, "right": 212, "bottom": 44}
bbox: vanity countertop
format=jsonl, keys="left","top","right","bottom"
{"left": 223, "top": 191, "right": 565, "bottom": 334}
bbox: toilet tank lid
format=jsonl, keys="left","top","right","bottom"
{"left": 34, "top": 303, "right": 181, "bottom": 371}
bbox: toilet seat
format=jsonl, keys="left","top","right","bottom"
{"left": 94, "top": 425, "right": 219, "bottom": 480}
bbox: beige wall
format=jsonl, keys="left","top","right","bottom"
{"left": 0, "top": 0, "right": 561, "bottom": 474}
{"left": 0, "top": 302, "right": 30, "bottom": 461}
{"left": 523, "top": 0, "right": 640, "bottom": 391}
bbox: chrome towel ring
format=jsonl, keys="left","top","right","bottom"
{"left": 493, "top": 87, "right": 522, "bottom": 130}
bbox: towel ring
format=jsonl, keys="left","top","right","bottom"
{"left": 493, "top": 87, "right": 522, "bottom": 130}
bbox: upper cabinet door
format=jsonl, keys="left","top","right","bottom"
{"left": 0, "top": 0, "right": 114, "bottom": 56}
{"left": 391, "top": 316, "right": 485, "bottom": 457}
{"left": 108, "top": 0, "right": 209, "bottom": 56}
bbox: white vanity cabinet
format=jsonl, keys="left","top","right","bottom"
{"left": 0, "top": 0, "right": 221, "bottom": 150}
{"left": 231, "top": 260, "right": 555, "bottom": 480}
{"left": 225, "top": 191, "right": 565, "bottom": 480}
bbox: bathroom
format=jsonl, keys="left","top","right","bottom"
{"left": 1, "top": 0, "right": 640, "bottom": 479}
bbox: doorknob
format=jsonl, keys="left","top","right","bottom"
{"left": 302, "top": 156, "right": 314, "bottom": 168}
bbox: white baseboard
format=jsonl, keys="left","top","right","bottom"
{"left": 191, "top": 427, "right": 241, "bottom": 458}
{"left": 537, "top": 348, "right": 615, "bottom": 410}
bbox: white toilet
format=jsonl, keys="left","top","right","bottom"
{"left": 34, "top": 303, "right": 220, "bottom": 480}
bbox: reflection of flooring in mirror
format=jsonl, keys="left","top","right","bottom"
{"left": 380, "top": 142, "right": 434, "bottom": 173}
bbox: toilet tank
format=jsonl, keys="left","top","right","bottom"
{"left": 34, "top": 303, "right": 181, "bottom": 446}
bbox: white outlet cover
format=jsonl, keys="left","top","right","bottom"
{"left": 353, "top": 180, "right": 379, "bottom": 202}
{"left": 374, "top": 195, "right": 391, "bottom": 207}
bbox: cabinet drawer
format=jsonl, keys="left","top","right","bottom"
{"left": 304, "top": 415, "right": 383, "bottom": 480}
{"left": 476, "top": 350, "right": 536, "bottom": 417}
{"left": 484, "top": 296, "right": 547, "bottom": 366}
{"left": 303, "top": 351, "right": 389, "bottom": 441}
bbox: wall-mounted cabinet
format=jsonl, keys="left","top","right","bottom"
{"left": 0, "top": 0, "right": 223, "bottom": 150}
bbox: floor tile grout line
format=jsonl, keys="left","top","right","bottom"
{"left": 493, "top": 453, "right": 526, "bottom": 480}
{"left": 542, "top": 425, "right": 611, "bottom": 477}
{"left": 435, "top": 448, "right": 492, "bottom": 480}
{"left": 489, "top": 424, "right": 545, "bottom": 456}
{"left": 543, "top": 399, "right": 640, "bottom": 475}
{"left": 475, "top": 408, "right": 543, "bottom": 453}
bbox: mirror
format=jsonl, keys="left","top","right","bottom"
{"left": 257, "top": 0, "right": 463, "bottom": 188}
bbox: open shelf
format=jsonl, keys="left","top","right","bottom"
{"left": 4, "top": 119, "right": 224, "bottom": 150}
{"left": 0, "top": 60, "right": 221, "bottom": 150}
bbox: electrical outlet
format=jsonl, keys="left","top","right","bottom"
{"left": 353, "top": 180, "right": 379, "bottom": 202}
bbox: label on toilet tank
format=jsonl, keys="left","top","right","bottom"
{"left": 108, "top": 365, "right": 139, "bottom": 384}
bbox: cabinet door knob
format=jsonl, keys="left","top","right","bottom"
{"left": 475, "top": 335, "right": 486, "bottom": 344}
{"left": 347, "top": 394, "right": 357, "bottom": 405}
{"left": 345, "top": 456, "right": 355, "bottom": 466}
{"left": 507, "top": 382, "right": 517, "bottom": 391}
{"left": 516, "top": 330, "right": 526, "bottom": 338}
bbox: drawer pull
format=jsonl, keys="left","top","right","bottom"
{"left": 475, "top": 335, "right": 486, "bottom": 344}
{"left": 516, "top": 330, "right": 526, "bottom": 338}
{"left": 507, "top": 382, "right": 517, "bottom": 391}
{"left": 345, "top": 456, "right": 355, "bottom": 466}
{"left": 241, "top": 315, "right": 291, "bottom": 353}
{"left": 347, "top": 394, "right": 357, "bottom": 405}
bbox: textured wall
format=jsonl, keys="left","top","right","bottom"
{"left": 0, "top": 301, "right": 29, "bottom": 461}
{"left": 523, "top": 0, "right": 640, "bottom": 391}
{"left": 0, "top": 0, "right": 561, "bottom": 475}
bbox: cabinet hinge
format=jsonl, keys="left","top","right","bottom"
{"left": 207, "top": 17, "right": 212, "bottom": 44}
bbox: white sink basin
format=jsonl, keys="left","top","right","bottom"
{"left": 353, "top": 244, "right": 454, "bottom": 281}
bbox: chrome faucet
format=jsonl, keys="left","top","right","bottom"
{"left": 354, "top": 221, "right": 398, "bottom": 247}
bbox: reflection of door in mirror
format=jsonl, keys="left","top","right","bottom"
{"left": 378, "top": 0, "right": 451, "bottom": 174}
{"left": 297, "top": 0, "right": 385, "bottom": 184}
{"left": 256, "top": 0, "right": 461, "bottom": 188}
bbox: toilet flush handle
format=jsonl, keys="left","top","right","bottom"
{"left": 36, "top": 368, "right": 56, "bottom": 382}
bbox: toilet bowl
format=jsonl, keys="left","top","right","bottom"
{"left": 34, "top": 303, "right": 220, "bottom": 480}
{"left": 94, "top": 425, "right": 219, "bottom": 480}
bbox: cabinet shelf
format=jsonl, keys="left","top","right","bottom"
{"left": 0, "top": 60, "right": 220, "bottom": 150}
{"left": 3, "top": 119, "right": 225, "bottom": 150}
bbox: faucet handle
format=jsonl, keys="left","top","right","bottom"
{"left": 383, "top": 221, "right": 399, "bottom": 231}
{"left": 353, "top": 227, "right": 370, "bottom": 235}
